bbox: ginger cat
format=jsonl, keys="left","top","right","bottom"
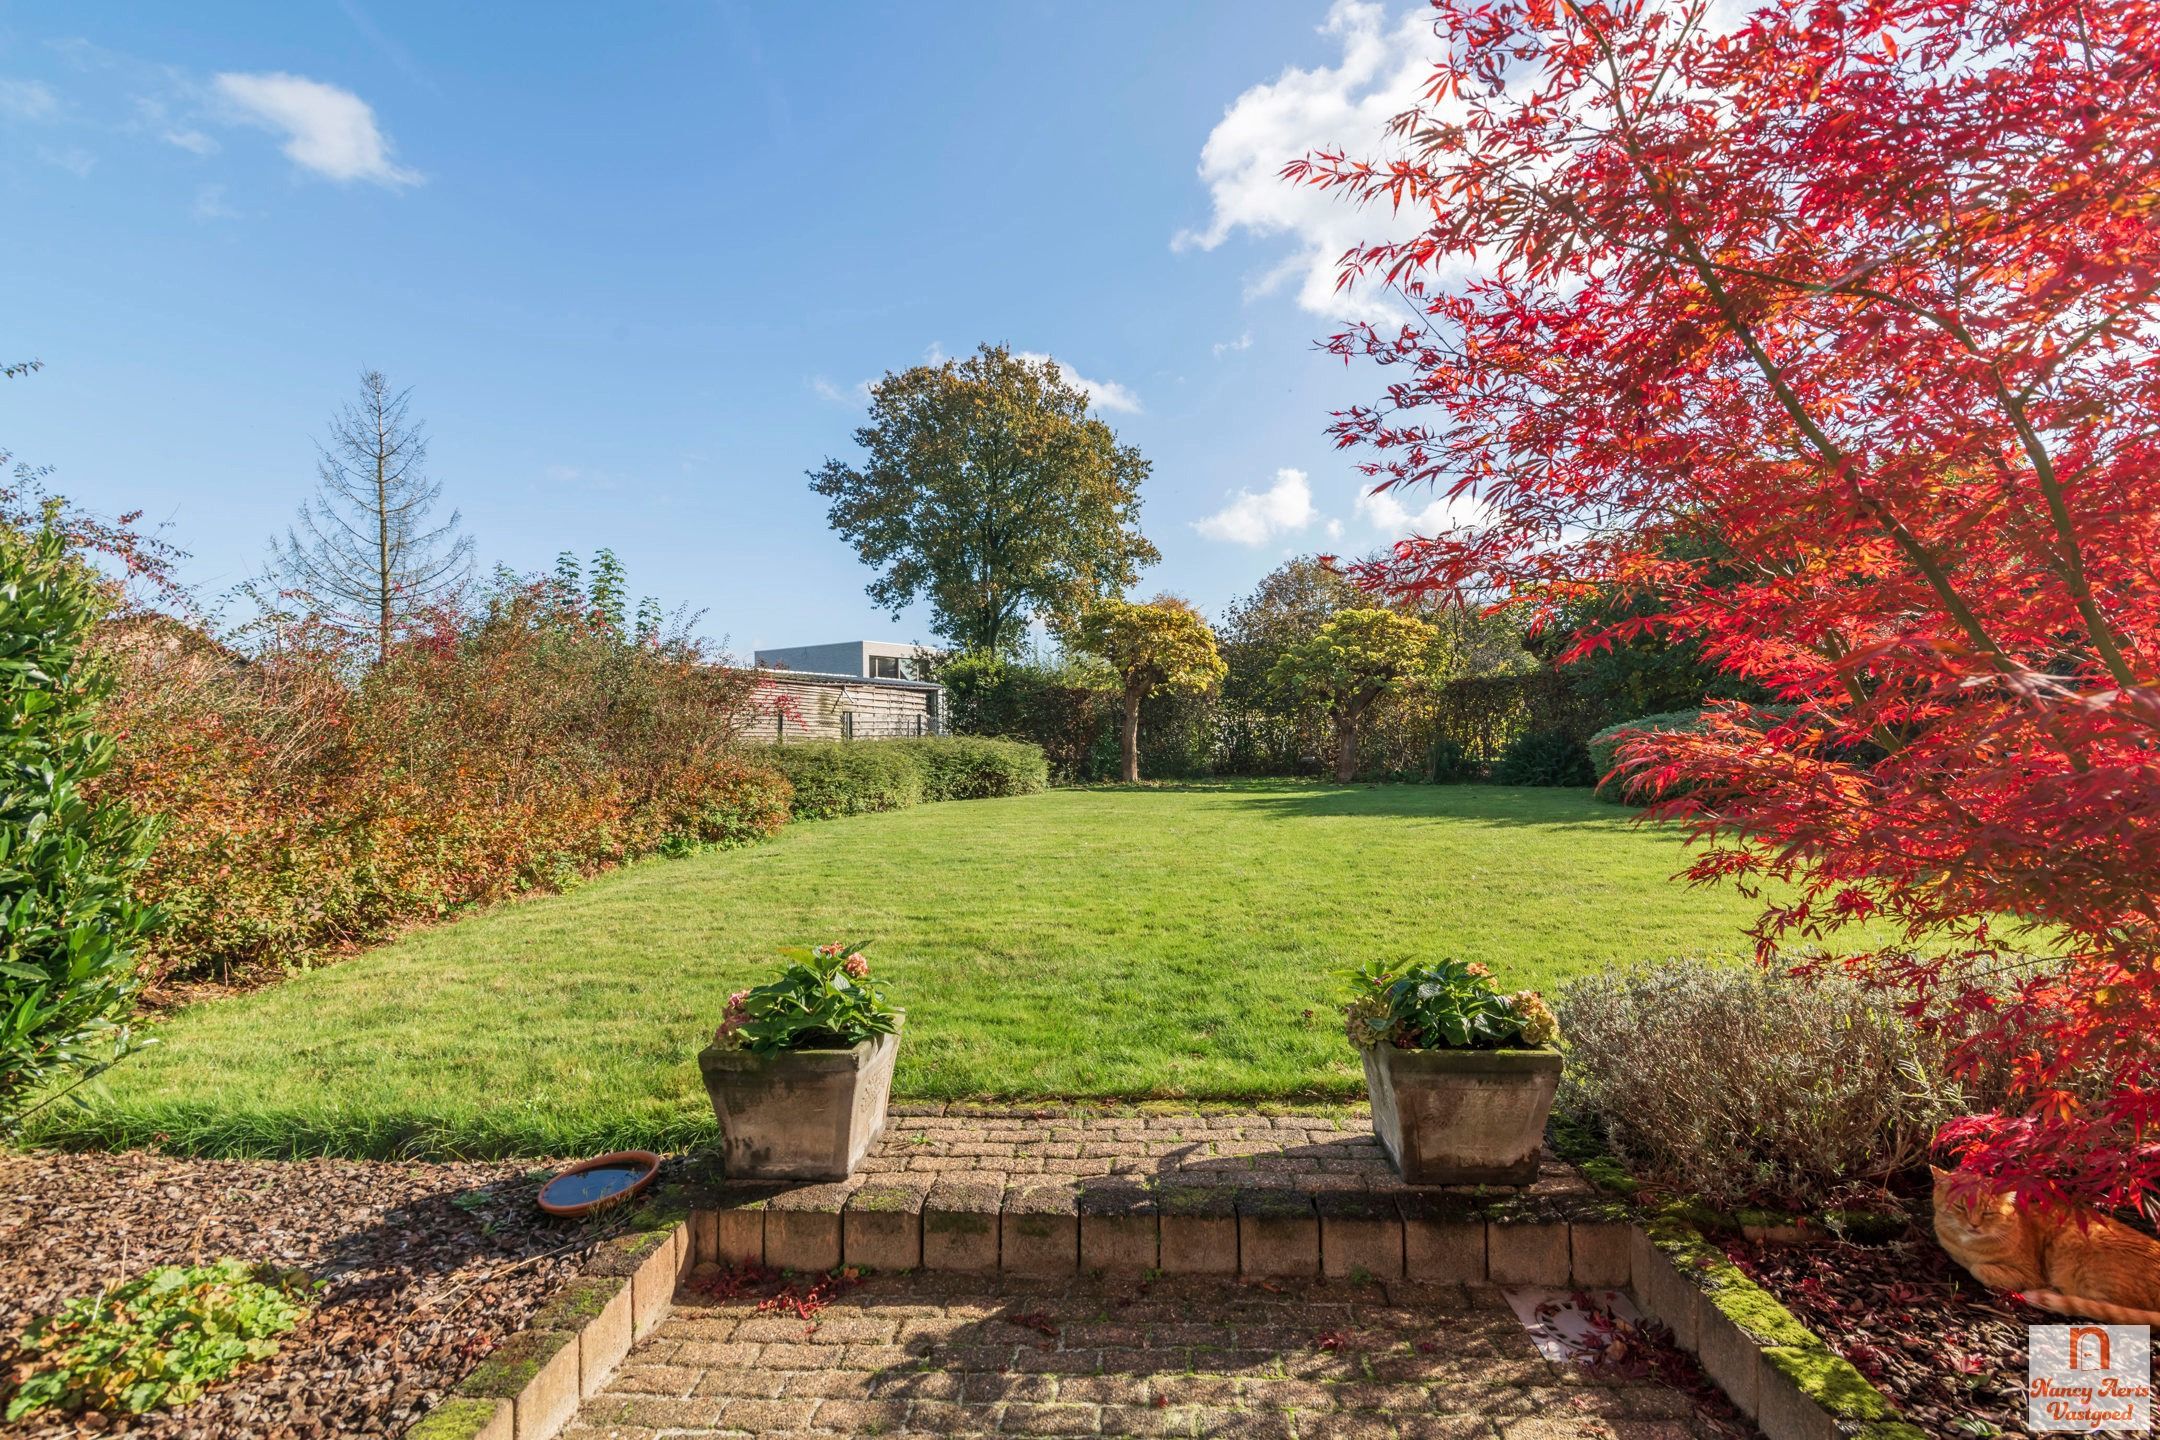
{"left": 1933, "top": 1166, "right": 2160, "bottom": 1326}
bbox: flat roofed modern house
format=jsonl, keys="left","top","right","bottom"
{"left": 752, "top": 639, "right": 935, "bottom": 681}
{"left": 742, "top": 641, "right": 944, "bottom": 742}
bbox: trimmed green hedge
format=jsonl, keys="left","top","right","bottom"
{"left": 746, "top": 742, "right": 922, "bottom": 820}
{"left": 1492, "top": 728, "right": 1596, "bottom": 787}
{"left": 1587, "top": 708, "right": 1707, "bottom": 804}
{"left": 885, "top": 736, "right": 1050, "bottom": 801}
{"left": 1588, "top": 705, "right": 1808, "bottom": 804}
{"left": 746, "top": 736, "right": 1048, "bottom": 821}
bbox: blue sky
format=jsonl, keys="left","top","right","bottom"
{"left": 1, "top": 1, "right": 1455, "bottom": 654}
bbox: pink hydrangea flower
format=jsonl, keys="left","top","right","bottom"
{"left": 843, "top": 953, "right": 869, "bottom": 979}
{"left": 725, "top": 989, "right": 750, "bottom": 1013}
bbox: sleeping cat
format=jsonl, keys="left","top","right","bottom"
{"left": 1933, "top": 1165, "right": 2160, "bottom": 1325}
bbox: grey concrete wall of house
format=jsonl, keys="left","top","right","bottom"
{"left": 738, "top": 669, "right": 945, "bottom": 742}
{"left": 754, "top": 641, "right": 870, "bottom": 676}
{"left": 753, "top": 641, "right": 934, "bottom": 679}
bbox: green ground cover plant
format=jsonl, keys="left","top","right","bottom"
{"left": 5, "top": 1259, "right": 314, "bottom": 1420}
{"left": 45, "top": 782, "right": 1790, "bottom": 1158}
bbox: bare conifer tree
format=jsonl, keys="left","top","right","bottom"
{"left": 270, "top": 370, "right": 473, "bottom": 659}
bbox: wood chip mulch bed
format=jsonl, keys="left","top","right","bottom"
{"left": 1727, "top": 1231, "right": 2063, "bottom": 1439}
{"left": 0, "top": 1150, "right": 626, "bottom": 1440}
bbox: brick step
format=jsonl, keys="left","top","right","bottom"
{"left": 688, "top": 1176, "right": 1629, "bottom": 1289}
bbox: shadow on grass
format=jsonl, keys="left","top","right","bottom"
{"left": 1125, "top": 779, "right": 1633, "bottom": 827}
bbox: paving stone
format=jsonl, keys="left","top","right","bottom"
{"left": 1487, "top": 1222, "right": 1570, "bottom": 1287}
{"left": 1077, "top": 1179, "right": 1159, "bottom": 1272}
{"left": 1315, "top": 1190, "right": 1403, "bottom": 1281}
{"left": 1002, "top": 1183, "right": 1082, "bottom": 1275}
{"left": 1400, "top": 1199, "right": 1488, "bottom": 1285}
{"left": 845, "top": 1177, "right": 931, "bottom": 1272}
{"left": 762, "top": 1179, "right": 858, "bottom": 1274}
{"left": 1570, "top": 1220, "right": 1632, "bottom": 1289}
{"left": 1157, "top": 1184, "right": 1240, "bottom": 1274}
{"left": 627, "top": 1229, "right": 683, "bottom": 1343}
{"left": 1236, "top": 1188, "right": 1319, "bottom": 1277}
{"left": 702, "top": 1183, "right": 783, "bottom": 1267}
{"left": 1631, "top": 1232, "right": 1703, "bottom": 1358}
{"left": 923, "top": 1176, "right": 1004, "bottom": 1271}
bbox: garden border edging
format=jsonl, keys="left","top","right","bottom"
{"left": 1627, "top": 1214, "right": 1928, "bottom": 1440}
{"left": 405, "top": 1213, "right": 691, "bottom": 1440}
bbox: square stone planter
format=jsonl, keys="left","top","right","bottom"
{"left": 1360, "top": 1043, "right": 1561, "bottom": 1185}
{"left": 698, "top": 1020, "right": 901, "bottom": 1181}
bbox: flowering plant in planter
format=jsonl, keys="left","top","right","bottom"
{"left": 1344, "top": 958, "right": 1559, "bottom": 1051}
{"left": 699, "top": 942, "right": 904, "bottom": 1180}
{"left": 714, "top": 942, "right": 899, "bottom": 1053}
{"left": 1343, "top": 958, "right": 1563, "bottom": 1185}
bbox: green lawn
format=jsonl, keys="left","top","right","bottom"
{"left": 44, "top": 782, "right": 1774, "bottom": 1159}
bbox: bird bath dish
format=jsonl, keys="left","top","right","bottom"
{"left": 536, "top": 1150, "right": 662, "bottom": 1217}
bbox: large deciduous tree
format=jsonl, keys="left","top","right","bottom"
{"left": 1072, "top": 596, "right": 1227, "bottom": 783}
{"left": 809, "top": 345, "right": 1159, "bottom": 654}
{"left": 1219, "top": 557, "right": 1364, "bottom": 718}
{"left": 1292, "top": 0, "right": 2160, "bottom": 1206}
{"left": 1269, "top": 608, "right": 1446, "bottom": 782}
{"left": 271, "top": 371, "right": 473, "bottom": 662}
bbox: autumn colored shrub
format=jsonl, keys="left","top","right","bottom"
{"left": 100, "top": 591, "right": 786, "bottom": 985}
{"left": 1069, "top": 597, "right": 1226, "bottom": 783}
{"left": 1299, "top": 0, "right": 2160, "bottom": 1209}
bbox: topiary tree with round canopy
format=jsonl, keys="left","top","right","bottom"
{"left": 1070, "top": 596, "right": 1225, "bottom": 783}
{"left": 1269, "top": 608, "right": 1448, "bottom": 783}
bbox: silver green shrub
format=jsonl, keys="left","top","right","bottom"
{"left": 1556, "top": 958, "right": 1965, "bottom": 1209}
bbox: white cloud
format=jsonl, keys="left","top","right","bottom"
{"left": 1212, "top": 331, "right": 1254, "bottom": 357}
{"left": 191, "top": 183, "right": 237, "bottom": 221}
{"left": 0, "top": 79, "right": 59, "bottom": 121}
{"left": 164, "top": 128, "right": 218, "bottom": 155}
{"left": 213, "top": 71, "right": 418, "bottom": 186}
{"left": 1196, "top": 468, "right": 1317, "bottom": 546}
{"left": 1354, "top": 482, "right": 1475, "bottom": 537}
{"left": 1176, "top": 0, "right": 1443, "bottom": 323}
{"left": 39, "top": 144, "right": 96, "bottom": 178}
{"left": 1014, "top": 352, "right": 1142, "bottom": 414}
{"left": 809, "top": 375, "right": 873, "bottom": 407}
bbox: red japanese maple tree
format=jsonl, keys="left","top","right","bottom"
{"left": 1291, "top": 0, "right": 2160, "bottom": 1209}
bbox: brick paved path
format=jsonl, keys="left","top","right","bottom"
{"left": 685, "top": 1106, "right": 1624, "bottom": 1286}
{"left": 566, "top": 1271, "right": 1721, "bottom": 1440}
{"left": 856, "top": 1105, "right": 1592, "bottom": 1195}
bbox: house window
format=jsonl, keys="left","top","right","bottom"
{"left": 870, "top": 655, "right": 901, "bottom": 679}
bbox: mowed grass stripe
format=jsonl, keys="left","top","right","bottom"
{"left": 44, "top": 782, "right": 1771, "bottom": 1158}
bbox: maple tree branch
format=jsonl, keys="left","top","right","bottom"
{"left": 1567, "top": 0, "right": 2019, "bottom": 685}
